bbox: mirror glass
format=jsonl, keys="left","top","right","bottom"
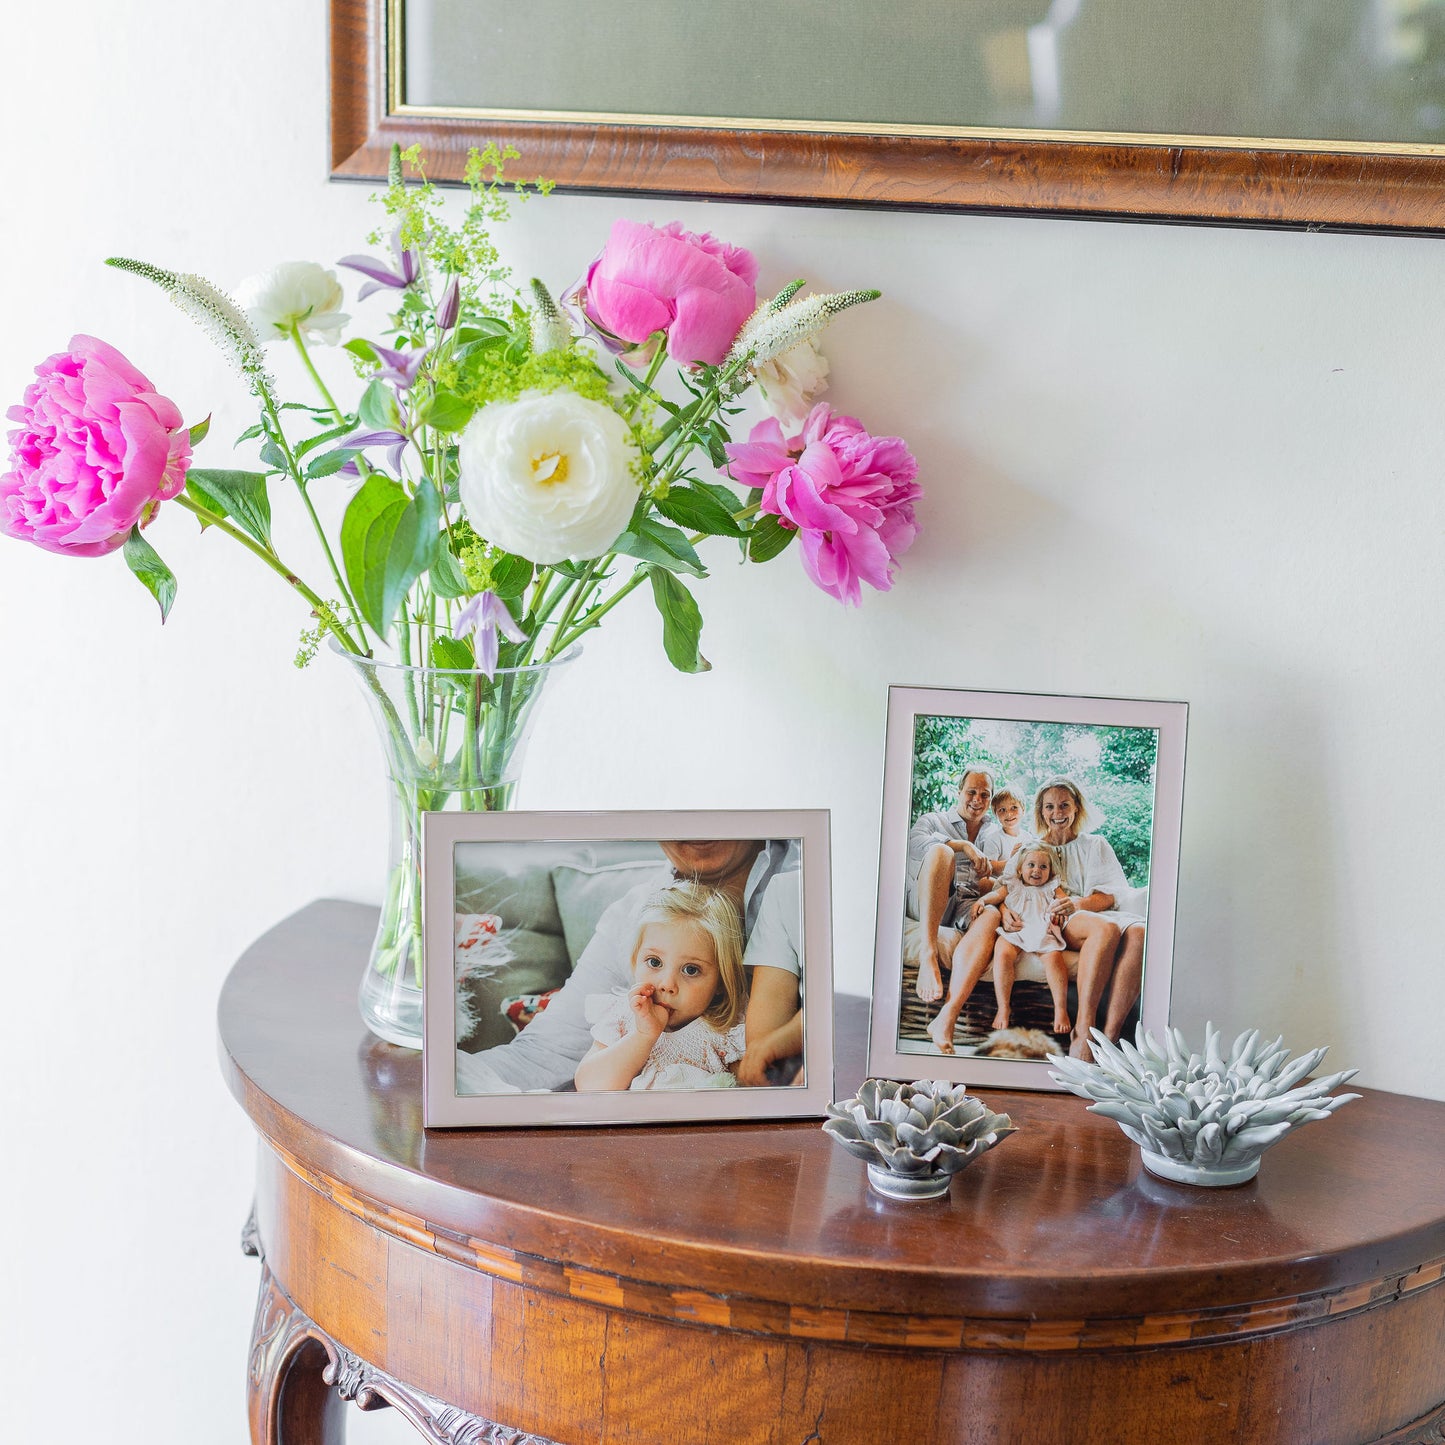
{"left": 403, "top": 0, "right": 1445, "bottom": 147}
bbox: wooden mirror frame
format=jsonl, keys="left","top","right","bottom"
{"left": 331, "top": 0, "right": 1445, "bottom": 233}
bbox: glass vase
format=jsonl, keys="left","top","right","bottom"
{"left": 335, "top": 641, "right": 578, "bottom": 1049}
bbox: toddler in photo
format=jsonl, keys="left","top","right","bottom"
{"left": 972, "top": 844, "right": 1073, "bottom": 1036}
{"left": 990, "top": 787, "right": 1032, "bottom": 861}
{"left": 575, "top": 880, "right": 748, "bottom": 1092}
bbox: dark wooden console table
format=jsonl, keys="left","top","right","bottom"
{"left": 220, "top": 901, "right": 1445, "bottom": 1444}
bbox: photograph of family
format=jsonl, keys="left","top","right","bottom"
{"left": 897, "top": 711, "right": 1162, "bottom": 1067}
{"left": 445, "top": 835, "right": 810, "bottom": 1099}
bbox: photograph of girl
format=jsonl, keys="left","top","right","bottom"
{"left": 899, "top": 713, "right": 1158, "bottom": 1066}
{"left": 575, "top": 881, "right": 747, "bottom": 1091}
{"left": 447, "top": 836, "right": 807, "bottom": 1097}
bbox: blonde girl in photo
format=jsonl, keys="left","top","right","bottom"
{"left": 977, "top": 844, "right": 1073, "bottom": 1037}
{"left": 575, "top": 881, "right": 749, "bottom": 1091}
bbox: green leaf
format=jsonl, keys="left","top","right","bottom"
{"left": 639, "top": 517, "right": 705, "bottom": 575}
{"left": 344, "top": 338, "right": 378, "bottom": 365}
{"left": 294, "top": 421, "right": 358, "bottom": 458}
{"left": 410, "top": 475, "right": 443, "bottom": 565}
{"left": 747, "top": 512, "right": 796, "bottom": 564}
{"left": 430, "top": 635, "right": 474, "bottom": 670}
{"left": 234, "top": 422, "right": 264, "bottom": 444}
{"left": 648, "top": 567, "right": 708, "bottom": 673}
{"left": 489, "top": 551, "right": 534, "bottom": 598}
{"left": 613, "top": 360, "right": 656, "bottom": 395}
{"left": 187, "top": 414, "right": 211, "bottom": 447}
{"left": 186, "top": 469, "right": 272, "bottom": 546}
{"left": 429, "top": 535, "right": 469, "bottom": 598}
{"left": 693, "top": 478, "right": 746, "bottom": 514}
{"left": 654, "top": 485, "right": 744, "bottom": 538}
{"left": 340, "top": 475, "right": 440, "bottom": 637}
{"left": 305, "top": 447, "right": 359, "bottom": 480}
{"left": 359, "top": 379, "right": 401, "bottom": 431}
{"left": 613, "top": 528, "right": 696, "bottom": 577}
{"left": 704, "top": 421, "right": 732, "bottom": 469}
{"left": 122, "top": 525, "right": 177, "bottom": 623}
{"left": 455, "top": 332, "right": 512, "bottom": 367}
{"left": 457, "top": 319, "right": 512, "bottom": 343}
{"left": 258, "top": 439, "right": 287, "bottom": 472}
{"left": 419, "top": 391, "right": 475, "bottom": 433}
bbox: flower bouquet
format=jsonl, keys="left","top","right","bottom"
{"left": 1, "top": 145, "right": 920, "bottom": 1046}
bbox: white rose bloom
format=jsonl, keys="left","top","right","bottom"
{"left": 234, "top": 261, "right": 350, "bottom": 345}
{"left": 457, "top": 390, "right": 642, "bottom": 564}
{"left": 755, "top": 336, "right": 829, "bottom": 429}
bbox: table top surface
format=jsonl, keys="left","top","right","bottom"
{"left": 220, "top": 900, "right": 1445, "bottom": 1324}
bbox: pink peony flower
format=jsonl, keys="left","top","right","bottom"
{"left": 1, "top": 335, "right": 191, "bottom": 557}
{"left": 569, "top": 220, "right": 758, "bottom": 366}
{"left": 725, "top": 403, "right": 920, "bottom": 606}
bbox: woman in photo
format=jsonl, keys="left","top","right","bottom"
{"left": 1031, "top": 775, "right": 1146, "bottom": 1059}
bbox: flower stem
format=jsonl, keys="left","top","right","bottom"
{"left": 549, "top": 566, "right": 647, "bottom": 656}
{"left": 547, "top": 558, "right": 605, "bottom": 646}
{"left": 622, "top": 340, "right": 668, "bottom": 421}
{"left": 173, "top": 493, "right": 364, "bottom": 654}
{"left": 259, "top": 391, "right": 369, "bottom": 644}
{"left": 542, "top": 494, "right": 759, "bottom": 657}
{"left": 289, "top": 327, "right": 344, "bottom": 423}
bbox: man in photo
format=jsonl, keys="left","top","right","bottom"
{"left": 905, "top": 767, "right": 1007, "bottom": 1006}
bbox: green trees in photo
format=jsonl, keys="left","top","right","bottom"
{"left": 910, "top": 716, "right": 1158, "bottom": 886}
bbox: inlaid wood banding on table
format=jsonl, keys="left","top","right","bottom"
{"left": 255, "top": 1134, "right": 1445, "bottom": 1353}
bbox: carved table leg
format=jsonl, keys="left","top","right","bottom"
{"left": 247, "top": 1263, "right": 347, "bottom": 1445}
{"left": 1374, "top": 1398, "right": 1445, "bottom": 1444}
{"left": 242, "top": 1209, "right": 563, "bottom": 1445}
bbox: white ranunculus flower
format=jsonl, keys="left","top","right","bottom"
{"left": 755, "top": 336, "right": 829, "bottom": 429}
{"left": 457, "top": 390, "right": 641, "bottom": 564}
{"left": 234, "top": 261, "right": 350, "bottom": 345}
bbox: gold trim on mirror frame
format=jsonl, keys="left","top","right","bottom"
{"left": 392, "top": 101, "right": 1445, "bottom": 159}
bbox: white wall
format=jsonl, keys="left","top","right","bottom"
{"left": 2, "top": 3, "right": 1443, "bottom": 1442}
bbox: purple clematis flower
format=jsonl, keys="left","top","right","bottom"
{"left": 561, "top": 264, "right": 623, "bottom": 358}
{"left": 338, "top": 226, "right": 422, "bottom": 301}
{"left": 336, "top": 427, "right": 410, "bottom": 474}
{"left": 435, "top": 275, "right": 461, "bottom": 333}
{"left": 453, "top": 590, "right": 528, "bottom": 679}
{"left": 373, "top": 342, "right": 430, "bottom": 392}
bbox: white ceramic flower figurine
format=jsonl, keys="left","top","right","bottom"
{"left": 1050, "top": 1023, "right": 1361, "bottom": 1187}
{"left": 823, "top": 1077, "right": 1016, "bottom": 1199}
{"left": 457, "top": 389, "right": 642, "bottom": 563}
{"left": 235, "top": 260, "right": 350, "bottom": 344}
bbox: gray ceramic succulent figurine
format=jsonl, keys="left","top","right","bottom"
{"left": 823, "top": 1078, "right": 1017, "bottom": 1200}
{"left": 1049, "top": 1024, "right": 1361, "bottom": 1187}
